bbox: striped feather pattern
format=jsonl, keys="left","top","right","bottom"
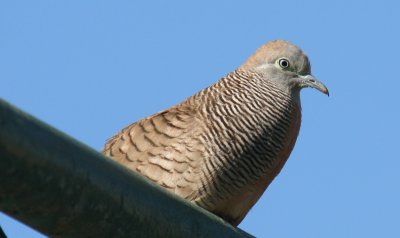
{"left": 103, "top": 69, "right": 301, "bottom": 225}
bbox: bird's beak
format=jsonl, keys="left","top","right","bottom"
{"left": 299, "top": 75, "right": 329, "bottom": 96}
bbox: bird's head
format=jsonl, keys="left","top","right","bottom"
{"left": 239, "top": 40, "right": 329, "bottom": 97}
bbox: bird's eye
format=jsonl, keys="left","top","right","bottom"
{"left": 278, "top": 58, "right": 290, "bottom": 69}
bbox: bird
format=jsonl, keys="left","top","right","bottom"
{"left": 103, "top": 40, "right": 329, "bottom": 226}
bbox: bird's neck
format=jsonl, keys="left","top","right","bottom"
{"left": 193, "top": 69, "right": 301, "bottom": 119}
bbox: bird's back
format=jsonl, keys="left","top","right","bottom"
{"left": 103, "top": 101, "right": 206, "bottom": 200}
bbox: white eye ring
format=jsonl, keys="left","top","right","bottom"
{"left": 278, "top": 58, "right": 290, "bottom": 69}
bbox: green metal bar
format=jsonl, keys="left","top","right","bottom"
{"left": 0, "top": 225, "right": 6, "bottom": 238}
{"left": 0, "top": 99, "right": 253, "bottom": 238}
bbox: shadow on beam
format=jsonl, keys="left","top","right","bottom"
{"left": 0, "top": 99, "right": 253, "bottom": 238}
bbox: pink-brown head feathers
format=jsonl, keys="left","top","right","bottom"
{"left": 239, "top": 40, "right": 329, "bottom": 96}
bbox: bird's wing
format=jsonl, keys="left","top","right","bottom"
{"left": 103, "top": 104, "right": 204, "bottom": 200}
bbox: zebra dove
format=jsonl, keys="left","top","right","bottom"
{"left": 103, "top": 40, "right": 329, "bottom": 226}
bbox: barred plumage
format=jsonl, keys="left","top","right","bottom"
{"left": 103, "top": 40, "right": 329, "bottom": 225}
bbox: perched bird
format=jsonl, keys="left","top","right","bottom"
{"left": 103, "top": 40, "right": 328, "bottom": 226}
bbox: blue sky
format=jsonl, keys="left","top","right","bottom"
{"left": 1, "top": 1, "right": 399, "bottom": 237}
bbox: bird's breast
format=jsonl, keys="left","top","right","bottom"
{"left": 195, "top": 90, "right": 302, "bottom": 225}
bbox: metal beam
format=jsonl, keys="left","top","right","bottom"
{"left": 0, "top": 225, "right": 6, "bottom": 238}
{"left": 0, "top": 99, "right": 253, "bottom": 238}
